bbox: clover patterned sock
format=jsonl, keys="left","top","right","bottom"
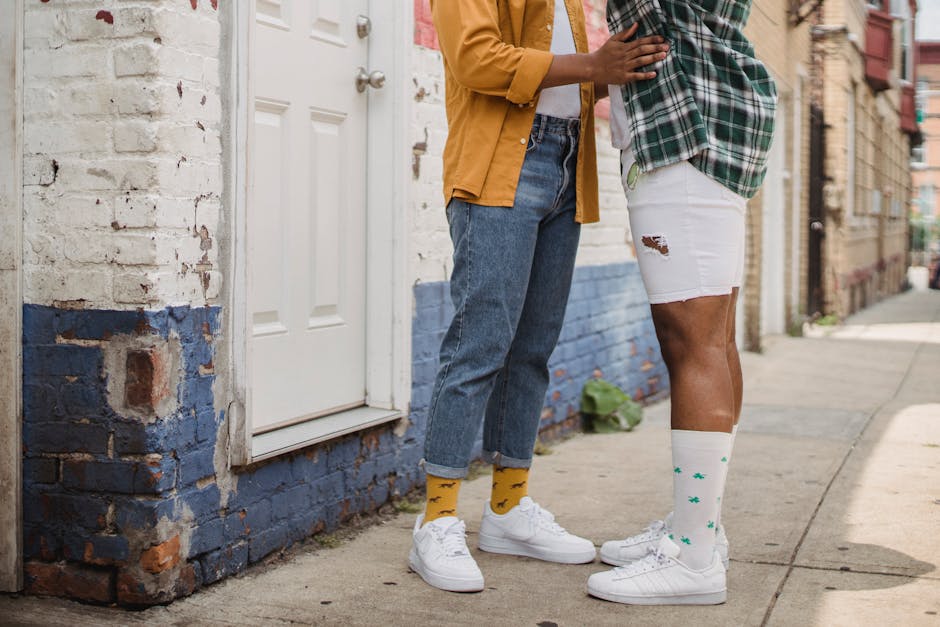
{"left": 423, "top": 475, "right": 462, "bottom": 525}
{"left": 715, "top": 423, "right": 739, "bottom": 529}
{"left": 489, "top": 466, "right": 530, "bottom": 514}
{"left": 669, "top": 429, "right": 733, "bottom": 569}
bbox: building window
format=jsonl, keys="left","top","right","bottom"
{"left": 892, "top": 0, "right": 914, "bottom": 83}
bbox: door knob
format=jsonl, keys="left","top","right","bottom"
{"left": 810, "top": 220, "right": 824, "bottom": 232}
{"left": 356, "top": 67, "right": 386, "bottom": 92}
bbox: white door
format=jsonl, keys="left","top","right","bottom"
{"left": 248, "top": 0, "right": 370, "bottom": 432}
{"left": 761, "top": 104, "right": 787, "bottom": 336}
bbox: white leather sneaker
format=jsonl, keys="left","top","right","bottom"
{"left": 478, "top": 497, "right": 596, "bottom": 564}
{"left": 588, "top": 536, "right": 727, "bottom": 605}
{"left": 600, "top": 513, "right": 729, "bottom": 568}
{"left": 409, "top": 515, "right": 484, "bottom": 592}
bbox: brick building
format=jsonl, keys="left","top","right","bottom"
{"left": 738, "top": 1, "right": 816, "bottom": 348}
{"left": 810, "top": 0, "right": 919, "bottom": 317}
{"left": 0, "top": 0, "right": 669, "bottom": 604}
{"left": 912, "top": 41, "right": 940, "bottom": 263}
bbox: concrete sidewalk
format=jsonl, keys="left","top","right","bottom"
{"left": 3, "top": 289, "right": 939, "bottom": 626}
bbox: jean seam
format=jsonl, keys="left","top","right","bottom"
{"left": 425, "top": 201, "right": 471, "bottom": 466}
{"left": 493, "top": 348, "right": 513, "bottom": 462}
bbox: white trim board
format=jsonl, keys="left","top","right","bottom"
{"left": 0, "top": 0, "right": 24, "bottom": 592}
{"left": 227, "top": 1, "right": 413, "bottom": 465}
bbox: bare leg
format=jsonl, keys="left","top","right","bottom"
{"left": 651, "top": 294, "right": 735, "bottom": 433}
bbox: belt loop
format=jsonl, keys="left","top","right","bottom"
{"left": 537, "top": 114, "right": 546, "bottom": 142}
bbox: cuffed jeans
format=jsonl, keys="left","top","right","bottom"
{"left": 423, "top": 114, "right": 582, "bottom": 479}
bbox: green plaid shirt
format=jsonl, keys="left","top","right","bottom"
{"left": 607, "top": 0, "right": 777, "bottom": 199}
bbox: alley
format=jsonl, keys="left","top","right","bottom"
{"left": 3, "top": 287, "right": 939, "bottom": 625}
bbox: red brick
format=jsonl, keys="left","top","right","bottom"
{"left": 24, "top": 561, "right": 114, "bottom": 604}
{"left": 140, "top": 535, "right": 180, "bottom": 574}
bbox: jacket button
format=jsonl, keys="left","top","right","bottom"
{"left": 520, "top": 138, "right": 526, "bottom": 144}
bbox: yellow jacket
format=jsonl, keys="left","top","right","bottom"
{"left": 430, "top": 0, "right": 599, "bottom": 223}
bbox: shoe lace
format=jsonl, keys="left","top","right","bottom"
{"left": 524, "top": 501, "right": 567, "bottom": 535}
{"left": 619, "top": 518, "right": 666, "bottom": 545}
{"left": 613, "top": 545, "right": 670, "bottom": 576}
{"left": 431, "top": 519, "right": 471, "bottom": 558}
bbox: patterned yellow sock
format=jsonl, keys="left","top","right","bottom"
{"left": 490, "top": 466, "right": 530, "bottom": 514}
{"left": 423, "top": 475, "right": 461, "bottom": 525}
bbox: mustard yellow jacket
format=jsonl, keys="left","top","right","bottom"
{"left": 430, "top": 0, "right": 599, "bottom": 223}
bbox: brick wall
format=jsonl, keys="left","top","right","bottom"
{"left": 23, "top": 0, "right": 223, "bottom": 309}
{"left": 18, "top": 0, "right": 666, "bottom": 606}
{"left": 817, "top": 0, "right": 912, "bottom": 317}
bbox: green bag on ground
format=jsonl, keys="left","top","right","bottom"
{"left": 580, "top": 378, "right": 643, "bottom": 433}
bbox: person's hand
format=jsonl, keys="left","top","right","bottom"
{"left": 590, "top": 23, "right": 669, "bottom": 85}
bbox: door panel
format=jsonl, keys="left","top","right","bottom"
{"left": 249, "top": 0, "right": 369, "bottom": 432}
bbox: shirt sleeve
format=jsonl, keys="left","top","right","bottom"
{"left": 430, "top": 0, "right": 555, "bottom": 104}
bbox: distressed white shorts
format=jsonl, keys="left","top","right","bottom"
{"left": 621, "top": 149, "right": 747, "bottom": 305}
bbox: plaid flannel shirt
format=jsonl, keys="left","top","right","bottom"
{"left": 607, "top": 0, "right": 777, "bottom": 199}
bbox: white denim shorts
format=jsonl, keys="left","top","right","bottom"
{"left": 621, "top": 149, "right": 747, "bottom": 305}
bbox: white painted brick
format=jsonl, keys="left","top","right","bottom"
{"left": 114, "top": 43, "right": 159, "bottom": 77}
{"left": 113, "top": 192, "right": 158, "bottom": 228}
{"left": 113, "top": 82, "right": 163, "bottom": 115}
{"left": 25, "top": 268, "right": 113, "bottom": 304}
{"left": 25, "top": 122, "right": 112, "bottom": 154}
{"left": 26, "top": 46, "right": 110, "bottom": 80}
{"left": 64, "top": 7, "right": 157, "bottom": 42}
{"left": 114, "top": 121, "right": 157, "bottom": 153}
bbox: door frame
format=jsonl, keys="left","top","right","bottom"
{"left": 225, "top": 1, "right": 413, "bottom": 464}
{"left": 761, "top": 99, "right": 787, "bottom": 336}
{"left": 0, "top": 0, "right": 23, "bottom": 592}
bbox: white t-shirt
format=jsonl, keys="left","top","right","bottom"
{"left": 536, "top": 0, "right": 581, "bottom": 119}
{"left": 608, "top": 84, "right": 632, "bottom": 149}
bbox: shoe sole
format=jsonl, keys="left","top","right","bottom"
{"left": 587, "top": 585, "right": 727, "bottom": 606}
{"left": 408, "top": 549, "right": 485, "bottom": 593}
{"left": 600, "top": 546, "right": 730, "bottom": 569}
{"left": 478, "top": 534, "right": 596, "bottom": 564}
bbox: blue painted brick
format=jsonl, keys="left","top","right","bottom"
{"left": 181, "top": 483, "right": 221, "bottom": 522}
{"left": 243, "top": 499, "right": 273, "bottom": 533}
{"left": 327, "top": 438, "right": 359, "bottom": 472}
{"left": 316, "top": 470, "right": 345, "bottom": 505}
{"left": 24, "top": 457, "right": 58, "bottom": 484}
{"left": 200, "top": 543, "right": 249, "bottom": 585}
{"left": 248, "top": 525, "right": 287, "bottom": 564}
{"left": 62, "top": 459, "right": 137, "bottom": 493}
{"left": 179, "top": 447, "right": 216, "bottom": 486}
{"left": 58, "top": 380, "right": 107, "bottom": 418}
{"left": 113, "top": 496, "right": 177, "bottom": 531}
{"left": 113, "top": 421, "right": 159, "bottom": 455}
{"left": 23, "top": 383, "right": 63, "bottom": 422}
{"left": 195, "top": 409, "right": 219, "bottom": 444}
{"left": 24, "top": 345, "right": 102, "bottom": 378}
{"left": 136, "top": 457, "right": 178, "bottom": 494}
{"left": 29, "top": 493, "right": 109, "bottom": 531}
{"left": 23, "top": 523, "right": 61, "bottom": 561}
{"left": 63, "top": 533, "right": 129, "bottom": 564}
{"left": 289, "top": 452, "right": 326, "bottom": 484}
{"left": 25, "top": 422, "right": 109, "bottom": 455}
{"left": 271, "top": 485, "right": 314, "bottom": 521}
{"left": 188, "top": 517, "right": 225, "bottom": 558}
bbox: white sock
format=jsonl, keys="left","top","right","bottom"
{"left": 670, "top": 429, "right": 733, "bottom": 569}
{"left": 715, "top": 423, "right": 739, "bottom": 529}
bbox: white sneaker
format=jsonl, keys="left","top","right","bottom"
{"left": 478, "top": 497, "right": 596, "bottom": 564}
{"left": 409, "top": 515, "right": 484, "bottom": 592}
{"left": 600, "top": 513, "right": 729, "bottom": 568}
{"left": 588, "top": 536, "right": 727, "bottom": 605}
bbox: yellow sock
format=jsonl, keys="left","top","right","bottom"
{"left": 490, "top": 466, "right": 530, "bottom": 514}
{"left": 424, "top": 475, "right": 461, "bottom": 525}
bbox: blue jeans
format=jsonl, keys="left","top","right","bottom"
{"left": 423, "top": 114, "right": 582, "bottom": 479}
